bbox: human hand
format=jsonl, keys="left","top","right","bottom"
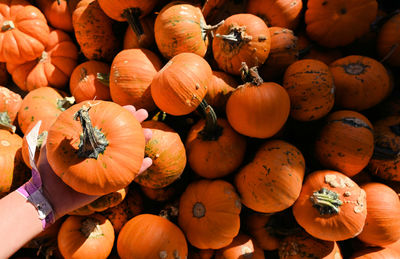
{"left": 37, "top": 105, "right": 152, "bottom": 220}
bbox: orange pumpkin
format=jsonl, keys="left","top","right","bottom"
{"left": 246, "top": 0, "right": 303, "bottom": 29}
{"left": 377, "top": 13, "right": 400, "bottom": 66}
{"left": 110, "top": 48, "right": 162, "bottom": 111}
{"left": 123, "top": 15, "right": 155, "bottom": 50}
{"left": 329, "top": 55, "right": 391, "bottom": 111}
{"left": 155, "top": 2, "right": 222, "bottom": 59}
{"left": 314, "top": 110, "right": 374, "bottom": 177}
{"left": 46, "top": 100, "right": 145, "bottom": 195}
{"left": 178, "top": 179, "right": 241, "bottom": 249}
{"left": 283, "top": 59, "right": 335, "bottom": 121}
{"left": 244, "top": 213, "right": 281, "bottom": 251}
{"left": 0, "top": 0, "right": 50, "bottom": 63}
{"left": 305, "top": 0, "right": 378, "bottom": 48}
{"left": 151, "top": 52, "right": 212, "bottom": 116}
{"left": 36, "top": 0, "right": 74, "bottom": 32}
{"left": 72, "top": 0, "right": 119, "bottom": 62}
{"left": 7, "top": 29, "right": 78, "bottom": 92}
{"left": 57, "top": 214, "right": 115, "bottom": 259}
{"left": 226, "top": 65, "right": 290, "bottom": 138}
{"left": 369, "top": 116, "right": 400, "bottom": 181}
{"left": 117, "top": 214, "right": 188, "bottom": 259}
{"left": 186, "top": 103, "right": 247, "bottom": 179}
{"left": 0, "top": 86, "right": 22, "bottom": 133}
{"left": 350, "top": 247, "right": 400, "bottom": 259}
{"left": 279, "top": 231, "right": 343, "bottom": 259}
{"left": 204, "top": 71, "right": 236, "bottom": 114}
{"left": 212, "top": 13, "right": 271, "bottom": 75}
{"left": 259, "top": 27, "right": 299, "bottom": 81}
{"left": 17, "top": 87, "right": 74, "bottom": 135}
{"left": 69, "top": 60, "right": 111, "bottom": 103}
{"left": 292, "top": 170, "right": 367, "bottom": 241}
{"left": 357, "top": 182, "right": 400, "bottom": 246}
{"left": 214, "top": 233, "right": 265, "bottom": 259}
{"left": 134, "top": 120, "right": 186, "bottom": 188}
{"left": 235, "top": 139, "right": 305, "bottom": 213}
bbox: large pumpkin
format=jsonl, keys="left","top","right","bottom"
{"left": 305, "top": 0, "right": 378, "bottom": 48}
{"left": 292, "top": 170, "right": 367, "bottom": 241}
{"left": 7, "top": 29, "right": 78, "bottom": 92}
{"left": 212, "top": 13, "right": 271, "bottom": 76}
{"left": 0, "top": 0, "right": 50, "bottom": 63}
{"left": 46, "top": 100, "right": 145, "bottom": 195}
{"left": 117, "top": 214, "right": 188, "bottom": 259}
{"left": 178, "top": 179, "right": 241, "bottom": 249}
{"left": 235, "top": 139, "right": 305, "bottom": 213}
{"left": 151, "top": 52, "right": 212, "bottom": 116}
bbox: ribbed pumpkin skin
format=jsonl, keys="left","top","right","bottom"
{"left": 7, "top": 29, "right": 78, "bottom": 92}
{"left": 226, "top": 82, "right": 290, "bottom": 138}
{"left": 305, "top": 0, "right": 378, "bottom": 48}
{"left": 292, "top": 170, "right": 367, "bottom": 241}
{"left": 46, "top": 100, "right": 145, "bottom": 195}
{"left": 0, "top": 0, "right": 50, "bottom": 63}
{"left": 110, "top": 48, "right": 162, "bottom": 111}
{"left": 377, "top": 13, "right": 400, "bottom": 66}
{"left": 134, "top": 120, "right": 186, "bottom": 188}
{"left": 315, "top": 110, "right": 374, "bottom": 177}
{"left": 155, "top": 2, "right": 209, "bottom": 59}
{"left": 246, "top": 0, "right": 303, "bottom": 29}
{"left": 97, "top": 0, "right": 157, "bottom": 22}
{"left": 178, "top": 179, "right": 241, "bottom": 249}
{"left": 214, "top": 234, "right": 265, "bottom": 259}
{"left": 57, "top": 214, "right": 115, "bottom": 259}
{"left": 329, "top": 55, "right": 391, "bottom": 111}
{"left": 235, "top": 139, "right": 305, "bottom": 213}
{"left": 73, "top": 0, "right": 119, "bottom": 62}
{"left": 357, "top": 182, "right": 400, "bottom": 246}
{"left": 117, "top": 214, "right": 188, "bottom": 259}
{"left": 69, "top": 60, "right": 111, "bottom": 103}
{"left": 37, "top": 0, "right": 74, "bottom": 32}
{"left": 212, "top": 13, "right": 271, "bottom": 75}
{"left": 283, "top": 59, "right": 335, "bottom": 121}
{"left": 151, "top": 52, "right": 212, "bottom": 116}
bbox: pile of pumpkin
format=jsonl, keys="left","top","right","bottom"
{"left": 1, "top": 0, "right": 400, "bottom": 258}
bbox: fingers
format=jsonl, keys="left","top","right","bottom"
{"left": 143, "top": 128, "right": 152, "bottom": 143}
{"left": 133, "top": 109, "right": 149, "bottom": 123}
{"left": 138, "top": 157, "right": 153, "bottom": 175}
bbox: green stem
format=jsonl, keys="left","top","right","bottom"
{"left": 96, "top": 72, "right": 110, "bottom": 87}
{"left": 196, "top": 99, "right": 222, "bottom": 141}
{"left": 57, "top": 96, "right": 75, "bottom": 111}
{"left": 121, "top": 8, "right": 143, "bottom": 39}
{"left": 310, "top": 188, "right": 343, "bottom": 215}
{"left": 0, "top": 112, "right": 16, "bottom": 133}
{"left": 74, "top": 105, "right": 109, "bottom": 159}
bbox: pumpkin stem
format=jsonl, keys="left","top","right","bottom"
{"left": 215, "top": 25, "right": 252, "bottom": 45}
{"left": 38, "top": 51, "right": 49, "bottom": 63}
{"left": 240, "top": 62, "right": 264, "bottom": 86}
{"left": 193, "top": 202, "right": 206, "bottom": 218}
{"left": 96, "top": 72, "right": 110, "bottom": 87}
{"left": 0, "top": 112, "right": 16, "bottom": 134}
{"left": 57, "top": 96, "right": 75, "bottom": 111}
{"left": 380, "top": 43, "right": 399, "bottom": 64}
{"left": 56, "top": 0, "right": 61, "bottom": 5}
{"left": 197, "top": 99, "right": 223, "bottom": 140}
{"left": 201, "top": 20, "right": 224, "bottom": 39}
{"left": 1, "top": 21, "right": 14, "bottom": 32}
{"left": 310, "top": 188, "right": 343, "bottom": 215}
{"left": 121, "top": 8, "right": 144, "bottom": 39}
{"left": 74, "top": 105, "right": 109, "bottom": 159}
{"left": 80, "top": 217, "right": 103, "bottom": 238}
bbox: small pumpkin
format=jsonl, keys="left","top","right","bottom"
{"left": 246, "top": 0, "right": 303, "bottom": 29}
{"left": 357, "top": 182, "right": 400, "bottom": 246}
{"left": 283, "top": 59, "right": 335, "bottom": 121}
{"left": 178, "top": 179, "right": 241, "bottom": 249}
{"left": 315, "top": 110, "right": 374, "bottom": 177}
{"left": 235, "top": 139, "right": 305, "bottom": 213}
{"left": 36, "top": 0, "right": 74, "bottom": 32}
{"left": 329, "top": 55, "right": 391, "bottom": 111}
{"left": 134, "top": 120, "right": 186, "bottom": 188}
{"left": 185, "top": 102, "right": 247, "bottom": 179}
{"left": 305, "top": 0, "right": 378, "bottom": 48}
{"left": 57, "top": 214, "right": 115, "bottom": 259}
{"left": 213, "top": 13, "right": 271, "bottom": 76}
{"left": 377, "top": 13, "right": 400, "bottom": 66}
{"left": 110, "top": 48, "right": 162, "bottom": 111}
{"left": 7, "top": 29, "right": 78, "bottom": 92}
{"left": 117, "top": 214, "right": 188, "bottom": 259}
{"left": 204, "top": 71, "right": 237, "bottom": 114}
{"left": 292, "top": 170, "right": 367, "bottom": 241}
{"left": 123, "top": 15, "right": 155, "bottom": 50}
{"left": 226, "top": 64, "right": 290, "bottom": 138}
{"left": 46, "top": 100, "right": 145, "bottom": 195}
{"left": 214, "top": 233, "right": 265, "bottom": 259}
{"left": 0, "top": 86, "right": 22, "bottom": 133}
{"left": 151, "top": 52, "right": 212, "bottom": 116}
{"left": 244, "top": 213, "right": 280, "bottom": 251}
{"left": 0, "top": 0, "right": 50, "bottom": 63}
